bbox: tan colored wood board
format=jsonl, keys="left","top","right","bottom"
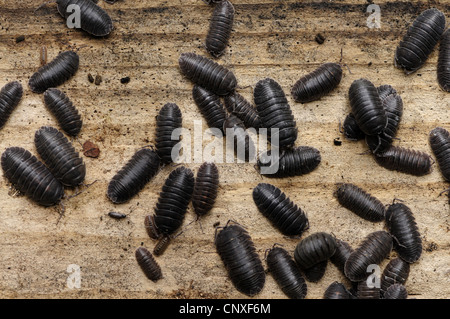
{"left": 0, "top": 0, "right": 448, "bottom": 299}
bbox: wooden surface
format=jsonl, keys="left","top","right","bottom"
{"left": 0, "top": 0, "right": 448, "bottom": 299}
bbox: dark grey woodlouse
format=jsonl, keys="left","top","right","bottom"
{"left": 291, "top": 62, "right": 343, "bottom": 103}
{"left": 252, "top": 183, "right": 309, "bottom": 237}
{"left": 43, "top": 88, "right": 82, "bottom": 137}
{"left": 153, "top": 236, "right": 171, "bottom": 257}
{"left": 395, "top": 8, "right": 446, "bottom": 74}
{"left": 205, "top": 0, "right": 234, "bottom": 58}
{"left": 223, "top": 92, "right": 261, "bottom": 129}
{"left": 107, "top": 148, "right": 160, "bottom": 204}
{"left": 330, "top": 238, "right": 354, "bottom": 276}
{"left": 34, "top": 126, "right": 86, "bottom": 187}
{"left": 380, "top": 257, "right": 410, "bottom": 297}
{"left": 1, "top": 147, "right": 64, "bottom": 206}
{"left": 357, "top": 278, "right": 380, "bottom": 299}
{"left": 429, "top": 127, "right": 450, "bottom": 181}
{"left": 155, "top": 103, "right": 182, "bottom": 164}
{"left": 56, "top": 0, "right": 114, "bottom": 36}
{"left": 108, "top": 211, "right": 127, "bottom": 219}
{"left": 323, "top": 282, "right": 354, "bottom": 299}
{"left": 192, "top": 162, "right": 219, "bottom": 217}
{"left": 179, "top": 52, "right": 237, "bottom": 96}
{"left": 223, "top": 114, "right": 256, "bottom": 162}
{"left": 29, "top": 51, "right": 79, "bottom": 94}
{"left": 0, "top": 81, "right": 23, "bottom": 129}
{"left": 348, "top": 78, "right": 386, "bottom": 136}
{"left": 266, "top": 245, "right": 307, "bottom": 299}
{"left": 256, "top": 146, "right": 321, "bottom": 178}
{"left": 135, "top": 246, "right": 163, "bottom": 282}
{"left": 152, "top": 166, "right": 195, "bottom": 237}
{"left": 192, "top": 85, "right": 228, "bottom": 134}
{"left": 383, "top": 283, "right": 408, "bottom": 299}
{"left": 214, "top": 221, "right": 265, "bottom": 296}
{"left": 344, "top": 231, "right": 393, "bottom": 282}
{"left": 385, "top": 203, "right": 422, "bottom": 263}
{"left": 341, "top": 113, "right": 365, "bottom": 141}
{"left": 302, "top": 260, "right": 328, "bottom": 282}
{"left": 438, "top": 29, "right": 450, "bottom": 92}
{"left": 374, "top": 145, "right": 433, "bottom": 176}
{"left": 254, "top": 78, "right": 298, "bottom": 148}
{"left": 335, "top": 183, "right": 385, "bottom": 222}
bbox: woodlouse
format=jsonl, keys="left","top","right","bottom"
{"left": 323, "top": 282, "right": 354, "bottom": 299}
{"left": 374, "top": 145, "right": 433, "bottom": 176}
{"left": 205, "top": 0, "right": 234, "bottom": 58}
{"left": 155, "top": 103, "right": 183, "bottom": 164}
{"left": 266, "top": 245, "right": 307, "bottom": 299}
{"left": 153, "top": 236, "right": 171, "bottom": 257}
{"left": 108, "top": 211, "right": 127, "bottom": 219}
{"left": 341, "top": 113, "right": 365, "bottom": 141}
{"left": 380, "top": 257, "right": 410, "bottom": 297}
{"left": 223, "top": 92, "right": 261, "bottom": 129}
{"left": 256, "top": 146, "right": 321, "bottom": 178}
{"left": 395, "top": 8, "right": 446, "bottom": 74}
{"left": 385, "top": 203, "right": 422, "bottom": 263}
{"left": 291, "top": 62, "right": 343, "bottom": 103}
{"left": 214, "top": 221, "right": 265, "bottom": 296}
{"left": 56, "top": 0, "right": 114, "bottom": 37}
{"left": 223, "top": 114, "right": 256, "bottom": 162}
{"left": 1, "top": 147, "right": 64, "bottom": 206}
{"left": 252, "top": 183, "right": 309, "bottom": 237}
{"left": 34, "top": 126, "right": 86, "bottom": 187}
{"left": 293, "top": 232, "right": 336, "bottom": 281}
{"left": 335, "top": 183, "right": 385, "bottom": 222}
{"left": 429, "top": 127, "right": 450, "bottom": 181}
{"left": 0, "top": 81, "right": 23, "bottom": 129}
{"left": 135, "top": 246, "right": 163, "bottom": 282}
{"left": 179, "top": 52, "right": 237, "bottom": 96}
{"left": 152, "top": 166, "right": 195, "bottom": 237}
{"left": 254, "top": 78, "right": 298, "bottom": 148}
{"left": 29, "top": 51, "right": 79, "bottom": 94}
{"left": 438, "top": 29, "right": 450, "bottom": 92}
{"left": 43, "top": 88, "right": 82, "bottom": 137}
{"left": 107, "top": 148, "right": 160, "bottom": 204}
{"left": 344, "top": 230, "right": 393, "bottom": 282}
{"left": 348, "top": 78, "right": 386, "bottom": 136}
{"left": 383, "top": 283, "right": 408, "bottom": 299}
{"left": 192, "top": 85, "right": 228, "bottom": 133}
{"left": 192, "top": 162, "right": 219, "bottom": 217}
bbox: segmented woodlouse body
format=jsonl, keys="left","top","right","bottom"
{"left": 254, "top": 78, "right": 298, "bottom": 148}
{"left": 385, "top": 203, "right": 422, "bottom": 263}
{"left": 192, "top": 162, "right": 219, "bottom": 217}
{"left": 341, "top": 113, "right": 365, "bottom": 141}
{"left": 348, "top": 78, "right": 386, "bottom": 136}
{"left": 252, "top": 183, "right": 309, "bottom": 237}
{"left": 380, "top": 257, "right": 410, "bottom": 297}
{"left": 344, "top": 231, "right": 393, "bottom": 282}
{"left": 223, "top": 92, "right": 261, "bottom": 129}
{"left": 291, "top": 62, "right": 343, "bottom": 103}
{"left": 438, "top": 29, "right": 450, "bottom": 92}
{"left": 429, "top": 127, "right": 450, "bottom": 181}
{"left": 383, "top": 283, "right": 408, "bottom": 299}
{"left": 294, "top": 232, "right": 336, "bottom": 279}
{"left": 43, "top": 88, "right": 82, "bottom": 137}
{"left": 29, "top": 51, "right": 79, "bottom": 94}
{"left": 179, "top": 52, "right": 237, "bottom": 96}
{"left": 223, "top": 114, "right": 256, "bottom": 162}
{"left": 0, "top": 81, "right": 23, "bottom": 129}
{"left": 266, "top": 245, "right": 307, "bottom": 299}
{"left": 302, "top": 260, "right": 328, "bottom": 282}
{"left": 330, "top": 238, "right": 354, "bottom": 275}
{"left": 153, "top": 166, "right": 195, "bottom": 236}
{"left": 192, "top": 85, "right": 227, "bottom": 133}
{"left": 1, "top": 147, "right": 64, "bottom": 206}
{"left": 155, "top": 103, "right": 182, "bottom": 164}
{"left": 365, "top": 85, "right": 403, "bottom": 153}
{"left": 34, "top": 126, "right": 86, "bottom": 187}
{"left": 56, "top": 0, "right": 114, "bottom": 37}
{"left": 395, "top": 8, "right": 446, "bottom": 74}
{"left": 153, "top": 236, "right": 171, "bottom": 257}
{"left": 205, "top": 0, "right": 234, "bottom": 58}
{"left": 108, "top": 211, "right": 127, "bottom": 219}
{"left": 107, "top": 148, "right": 160, "bottom": 204}
{"left": 323, "top": 282, "right": 354, "bottom": 299}
{"left": 335, "top": 183, "right": 385, "bottom": 222}
{"left": 135, "top": 247, "right": 163, "bottom": 282}
{"left": 374, "top": 146, "right": 433, "bottom": 176}
{"left": 214, "top": 222, "right": 265, "bottom": 296}
{"left": 256, "top": 146, "right": 321, "bottom": 178}
{"left": 357, "top": 278, "right": 380, "bottom": 299}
